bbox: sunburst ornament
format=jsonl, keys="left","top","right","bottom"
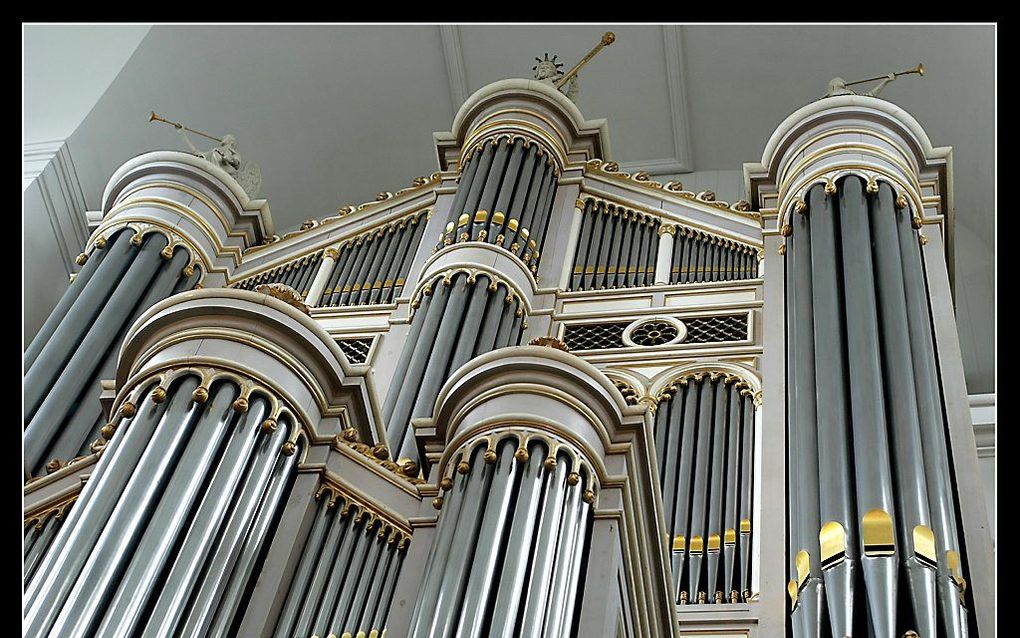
{"left": 532, "top": 53, "right": 564, "bottom": 82}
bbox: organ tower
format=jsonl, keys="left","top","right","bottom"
{"left": 23, "top": 76, "right": 992, "bottom": 638}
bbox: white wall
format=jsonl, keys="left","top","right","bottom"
{"left": 970, "top": 393, "right": 995, "bottom": 541}
{"left": 24, "top": 24, "right": 151, "bottom": 143}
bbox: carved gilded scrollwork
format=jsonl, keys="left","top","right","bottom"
{"left": 584, "top": 159, "right": 762, "bottom": 222}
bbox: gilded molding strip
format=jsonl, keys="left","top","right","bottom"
{"left": 583, "top": 159, "right": 759, "bottom": 222}
{"left": 242, "top": 174, "right": 441, "bottom": 255}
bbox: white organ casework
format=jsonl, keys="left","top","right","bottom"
{"left": 24, "top": 65, "right": 992, "bottom": 638}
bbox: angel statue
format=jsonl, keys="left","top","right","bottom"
{"left": 824, "top": 73, "right": 897, "bottom": 98}
{"left": 149, "top": 111, "right": 262, "bottom": 198}
{"left": 530, "top": 33, "right": 616, "bottom": 104}
{"left": 533, "top": 53, "right": 579, "bottom": 102}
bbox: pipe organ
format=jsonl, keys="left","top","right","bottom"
{"left": 22, "top": 77, "right": 991, "bottom": 638}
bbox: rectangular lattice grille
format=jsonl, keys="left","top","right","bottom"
{"left": 683, "top": 315, "right": 749, "bottom": 343}
{"left": 562, "top": 322, "right": 630, "bottom": 351}
{"left": 562, "top": 314, "right": 749, "bottom": 351}
{"left": 336, "top": 337, "right": 374, "bottom": 364}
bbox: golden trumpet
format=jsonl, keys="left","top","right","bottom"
{"left": 554, "top": 32, "right": 616, "bottom": 89}
{"left": 148, "top": 110, "right": 222, "bottom": 142}
{"left": 844, "top": 63, "right": 924, "bottom": 88}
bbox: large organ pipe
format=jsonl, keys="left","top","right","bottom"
{"left": 519, "top": 454, "right": 569, "bottom": 637}
{"left": 472, "top": 286, "right": 506, "bottom": 357}
{"left": 24, "top": 234, "right": 167, "bottom": 469}
{"left": 44, "top": 246, "right": 191, "bottom": 467}
{"left": 653, "top": 395, "right": 669, "bottom": 480}
{"left": 428, "top": 447, "right": 495, "bottom": 637}
{"left": 401, "top": 276, "right": 472, "bottom": 458}
{"left": 472, "top": 139, "right": 511, "bottom": 239}
{"left": 208, "top": 442, "right": 299, "bottom": 637}
{"left": 312, "top": 506, "right": 359, "bottom": 635}
{"left": 94, "top": 384, "right": 241, "bottom": 638}
{"left": 806, "top": 184, "right": 858, "bottom": 638}
{"left": 788, "top": 205, "right": 824, "bottom": 637}
{"left": 455, "top": 441, "right": 518, "bottom": 635}
{"left": 660, "top": 383, "right": 684, "bottom": 535}
{"left": 462, "top": 142, "right": 497, "bottom": 223}
{"left": 896, "top": 205, "right": 968, "bottom": 638}
{"left": 326, "top": 513, "right": 374, "bottom": 634}
{"left": 544, "top": 468, "right": 588, "bottom": 638}
{"left": 269, "top": 500, "right": 330, "bottom": 637}
{"left": 339, "top": 521, "right": 386, "bottom": 634}
{"left": 176, "top": 414, "right": 291, "bottom": 637}
{"left": 488, "top": 139, "right": 525, "bottom": 238}
{"left": 371, "top": 543, "right": 405, "bottom": 632}
{"left": 738, "top": 393, "right": 754, "bottom": 600}
{"left": 445, "top": 275, "right": 491, "bottom": 375}
{"left": 144, "top": 396, "right": 270, "bottom": 637}
{"left": 24, "top": 232, "right": 111, "bottom": 371}
{"left": 869, "top": 183, "right": 937, "bottom": 637}
{"left": 292, "top": 499, "right": 348, "bottom": 638}
{"left": 531, "top": 165, "right": 559, "bottom": 272}
{"left": 500, "top": 144, "right": 539, "bottom": 249}
{"left": 407, "top": 445, "right": 476, "bottom": 636}
{"left": 382, "top": 280, "right": 450, "bottom": 448}
{"left": 489, "top": 441, "right": 548, "bottom": 638}
{"left": 40, "top": 378, "right": 204, "bottom": 636}
{"left": 23, "top": 230, "right": 134, "bottom": 404}
{"left": 446, "top": 144, "right": 483, "bottom": 230}
{"left": 356, "top": 533, "right": 395, "bottom": 633}
{"left": 570, "top": 200, "right": 595, "bottom": 290}
{"left": 836, "top": 179, "right": 899, "bottom": 638}
{"left": 582, "top": 202, "right": 607, "bottom": 290}
{"left": 23, "top": 378, "right": 180, "bottom": 630}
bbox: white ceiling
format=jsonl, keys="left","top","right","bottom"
{"left": 22, "top": 24, "right": 995, "bottom": 392}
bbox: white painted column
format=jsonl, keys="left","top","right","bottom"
{"left": 654, "top": 223, "right": 676, "bottom": 285}
{"left": 756, "top": 247, "right": 765, "bottom": 278}
{"left": 557, "top": 199, "right": 586, "bottom": 290}
{"left": 751, "top": 395, "right": 763, "bottom": 597}
{"left": 304, "top": 246, "right": 338, "bottom": 307}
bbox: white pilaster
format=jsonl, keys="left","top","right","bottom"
{"left": 558, "top": 199, "right": 586, "bottom": 290}
{"left": 654, "top": 223, "right": 676, "bottom": 284}
{"left": 304, "top": 246, "right": 338, "bottom": 306}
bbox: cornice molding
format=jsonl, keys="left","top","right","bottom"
{"left": 116, "top": 288, "right": 383, "bottom": 443}
{"left": 23, "top": 139, "right": 89, "bottom": 274}
{"left": 969, "top": 392, "right": 995, "bottom": 457}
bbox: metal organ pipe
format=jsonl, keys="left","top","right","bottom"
{"left": 23, "top": 229, "right": 202, "bottom": 476}
{"left": 408, "top": 436, "right": 595, "bottom": 638}
{"left": 655, "top": 373, "right": 757, "bottom": 606}
{"left": 869, "top": 183, "right": 938, "bottom": 638}
{"left": 45, "top": 245, "right": 195, "bottom": 467}
{"left": 783, "top": 176, "right": 972, "bottom": 638}
{"left": 787, "top": 199, "right": 824, "bottom": 637}
{"left": 896, "top": 202, "right": 968, "bottom": 638}
{"left": 25, "top": 374, "right": 301, "bottom": 638}
{"left": 237, "top": 211, "right": 427, "bottom": 310}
